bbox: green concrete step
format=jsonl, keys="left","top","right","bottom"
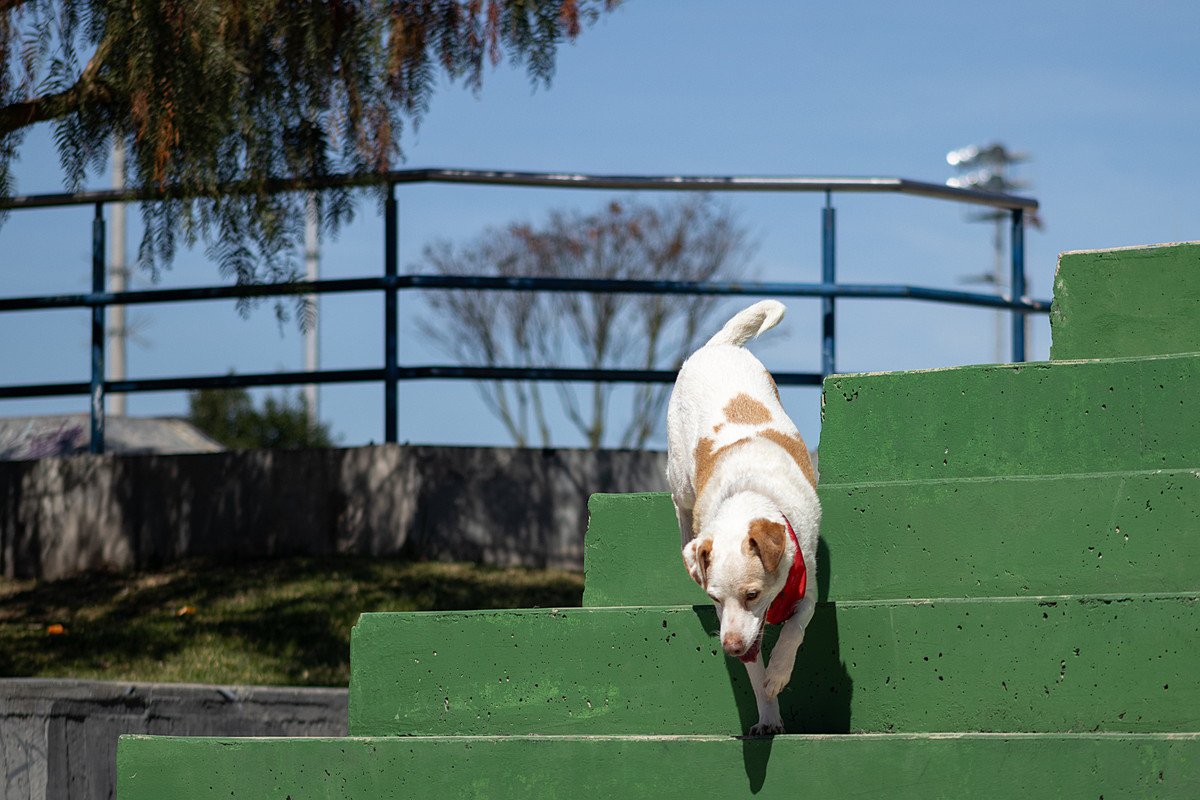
{"left": 584, "top": 472, "right": 1200, "bottom": 607}
{"left": 348, "top": 595, "right": 1199, "bottom": 737}
{"left": 1051, "top": 242, "right": 1200, "bottom": 360}
{"left": 117, "top": 732, "right": 1200, "bottom": 799}
{"left": 818, "top": 351, "right": 1200, "bottom": 484}
{"left": 584, "top": 493, "right": 706, "bottom": 608}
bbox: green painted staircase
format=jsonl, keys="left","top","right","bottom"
{"left": 117, "top": 243, "right": 1200, "bottom": 798}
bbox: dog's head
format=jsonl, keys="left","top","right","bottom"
{"left": 682, "top": 492, "right": 790, "bottom": 663}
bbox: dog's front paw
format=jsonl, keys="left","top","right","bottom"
{"left": 763, "top": 658, "right": 794, "bottom": 700}
{"left": 748, "top": 702, "right": 785, "bottom": 736}
{"left": 749, "top": 719, "right": 786, "bottom": 736}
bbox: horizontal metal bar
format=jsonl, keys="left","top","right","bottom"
{"left": 398, "top": 366, "right": 824, "bottom": 386}
{"left": 0, "top": 380, "right": 92, "bottom": 399}
{"left": 0, "top": 277, "right": 385, "bottom": 312}
{"left": 406, "top": 276, "right": 1053, "bottom": 311}
{"left": 107, "top": 368, "right": 386, "bottom": 394}
{"left": 0, "top": 168, "right": 1038, "bottom": 211}
{"left": 0, "top": 369, "right": 385, "bottom": 399}
{"left": 0, "top": 275, "right": 1052, "bottom": 313}
{"left": 0, "top": 366, "right": 823, "bottom": 400}
{"left": 402, "top": 171, "right": 1039, "bottom": 211}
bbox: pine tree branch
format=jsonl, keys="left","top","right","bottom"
{"left": 0, "top": 33, "right": 112, "bottom": 136}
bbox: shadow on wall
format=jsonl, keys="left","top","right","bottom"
{"left": 0, "top": 445, "right": 669, "bottom": 580}
{"left": 411, "top": 448, "right": 668, "bottom": 568}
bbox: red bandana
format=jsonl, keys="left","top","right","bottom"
{"left": 765, "top": 516, "right": 807, "bottom": 625}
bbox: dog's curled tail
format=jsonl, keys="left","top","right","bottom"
{"left": 705, "top": 300, "right": 786, "bottom": 347}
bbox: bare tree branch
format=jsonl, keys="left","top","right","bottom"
{"left": 418, "top": 195, "right": 756, "bottom": 448}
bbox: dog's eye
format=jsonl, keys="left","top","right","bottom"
{"left": 745, "top": 590, "right": 760, "bottom": 601}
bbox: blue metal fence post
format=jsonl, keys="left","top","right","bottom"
{"left": 384, "top": 185, "right": 399, "bottom": 443}
{"left": 1010, "top": 207, "right": 1026, "bottom": 363}
{"left": 89, "top": 203, "right": 106, "bottom": 453}
{"left": 821, "top": 191, "right": 837, "bottom": 377}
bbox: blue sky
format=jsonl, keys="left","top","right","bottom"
{"left": 1, "top": 1, "right": 1198, "bottom": 450}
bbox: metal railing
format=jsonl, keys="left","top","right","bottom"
{"left": 0, "top": 168, "right": 1046, "bottom": 453}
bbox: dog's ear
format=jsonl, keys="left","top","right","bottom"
{"left": 682, "top": 539, "right": 713, "bottom": 587}
{"left": 696, "top": 539, "right": 713, "bottom": 586}
{"left": 745, "top": 518, "right": 786, "bottom": 573}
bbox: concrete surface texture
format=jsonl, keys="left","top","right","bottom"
{"left": 583, "top": 473, "right": 1200, "bottom": 606}
{"left": 117, "top": 733, "right": 1200, "bottom": 799}
{"left": 818, "top": 350, "right": 1200, "bottom": 483}
{"left": 0, "top": 679, "right": 346, "bottom": 800}
{"left": 0, "top": 444, "right": 667, "bottom": 579}
{"left": 103, "top": 241, "right": 1200, "bottom": 797}
{"left": 347, "top": 598, "right": 1196, "bottom": 736}
{"left": 1051, "top": 241, "right": 1200, "bottom": 360}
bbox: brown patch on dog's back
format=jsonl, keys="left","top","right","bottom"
{"left": 712, "top": 422, "right": 725, "bottom": 434}
{"left": 759, "top": 428, "right": 817, "bottom": 487}
{"left": 692, "top": 435, "right": 751, "bottom": 534}
{"left": 723, "top": 393, "right": 772, "bottom": 425}
{"left": 744, "top": 517, "right": 787, "bottom": 573}
{"left": 693, "top": 437, "right": 717, "bottom": 508}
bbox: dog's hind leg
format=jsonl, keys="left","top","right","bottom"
{"left": 744, "top": 652, "right": 785, "bottom": 736}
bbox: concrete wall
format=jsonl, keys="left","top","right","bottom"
{"left": 0, "top": 678, "right": 346, "bottom": 800}
{"left": 0, "top": 445, "right": 667, "bottom": 580}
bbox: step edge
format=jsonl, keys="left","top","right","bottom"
{"left": 1059, "top": 240, "right": 1200, "bottom": 257}
{"left": 120, "top": 731, "right": 1200, "bottom": 744}
{"left": 825, "top": 349, "right": 1200, "bottom": 382}
{"left": 354, "top": 590, "right": 1200, "bottom": 623}
{"left": 588, "top": 468, "right": 1200, "bottom": 493}
{"left": 819, "top": 466, "right": 1200, "bottom": 490}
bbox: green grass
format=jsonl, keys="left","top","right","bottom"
{"left": 0, "top": 557, "right": 582, "bottom": 686}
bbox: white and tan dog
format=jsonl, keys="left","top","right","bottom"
{"left": 666, "top": 300, "right": 820, "bottom": 735}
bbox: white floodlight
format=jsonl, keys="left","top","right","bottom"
{"left": 946, "top": 145, "right": 980, "bottom": 167}
{"left": 947, "top": 143, "right": 1030, "bottom": 169}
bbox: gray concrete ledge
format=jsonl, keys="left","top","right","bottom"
{"left": 0, "top": 677, "right": 347, "bottom": 800}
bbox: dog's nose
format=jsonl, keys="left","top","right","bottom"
{"left": 722, "top": 634, "right": 745, "bottom": 655}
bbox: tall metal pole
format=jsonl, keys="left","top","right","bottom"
{"left": 384, "top": 185, "right": 398, "bottom": 443}
{"left": 109, "top": 139, "right": 127, "bottom": 415}
{"left": 1010, "top": 207, "right": 1026, "bottom": 363}
{"left": 90, "top": 203, "right": 106, "bottom": 453}
{"left": 945, "top": 142, "right": 1032, "bottom": 363}
{"left": 820, "top": 191, "right": 837, "bottom": 378}
{"left": 303, "top": 192, "right": 320, "bottom": 426}
{"left": 993, "top": 215, "right": 1005, "bottom": 363}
